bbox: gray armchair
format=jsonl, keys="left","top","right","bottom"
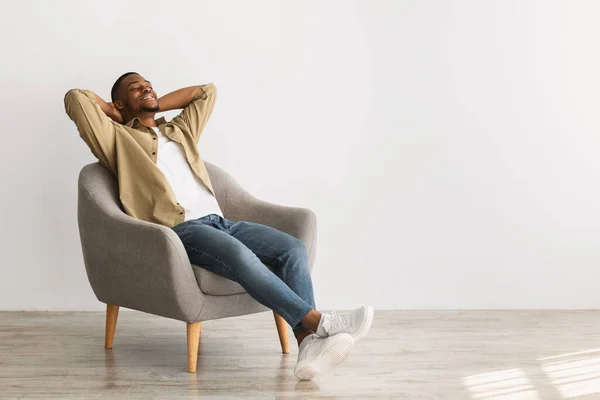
{"left": 77, "top": 162, "right": 317, "bottom": 372}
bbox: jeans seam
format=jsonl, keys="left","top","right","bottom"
{"left": 254, "top": 248, "right": 312, "bottom": 318}
{"left": 250, "top": 249, "right": 281, "bottom": 267}
{"left": 183, "top": 244, "right": 236, "bottom": 277}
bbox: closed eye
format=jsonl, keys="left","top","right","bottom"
{"left": 130, "top": 86, "right": 152, "bottom": 91}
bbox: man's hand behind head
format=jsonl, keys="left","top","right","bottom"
{"left": 90, "top": 91, "right": 124, "bottom": 124}
{"left": 106, "top": 102, "right": 124, "bottom": 124}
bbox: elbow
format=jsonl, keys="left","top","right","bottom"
{"left": 64, "top": 88, "right": 82, "bottom": 103}
{"left": 204, "top": 82, "right": 216, "bottom": 93}
{"left": 201, "top": 82, "right": 217, "bottom": 98}
{"left": 191, "top": 83, "right": 217, "bottom": 102}
{"left": 64, "top": 89, "right": 94, "bottom": 118}
{"left": 64, "top": 89, "right": 83, "bottom": 114}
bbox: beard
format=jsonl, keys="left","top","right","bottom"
{"left": 141, "top": 105, "right": 160, "bottom": 113}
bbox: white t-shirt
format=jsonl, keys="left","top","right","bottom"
{"left": 152, "top": 127, "right": 223, "bottom": 221}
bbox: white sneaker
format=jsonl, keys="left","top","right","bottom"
{"left": 294, "top": 333, "right": 354, "bottom": 381}
{"left": 316, "top": 305, "right": 374, "bottom": 341}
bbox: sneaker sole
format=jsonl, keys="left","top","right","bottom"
{"left": 294, "top": 336, "right": 354, "bottom": 381}
{"left": 352, "top": 305, "right": 374, "bottom": 342}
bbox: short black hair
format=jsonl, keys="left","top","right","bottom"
{"left": 111, "top": 72, "right": 139, "bottom": 102}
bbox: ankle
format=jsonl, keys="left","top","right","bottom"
{"left": 300, "top": 310, "right": 323, "bottom": 332}
{"left": 295, "top": 329, "right": 316, "bottom": 346}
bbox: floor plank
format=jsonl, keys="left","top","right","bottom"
{"left": 1, "top": 310, "right": 599, "bottom": 399}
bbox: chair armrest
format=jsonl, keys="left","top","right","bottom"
{"left": 215, "top": 173, "right": 318, "bottom": 270}
{"left": 78, "top": 171, "right": 204, "bottom": 322}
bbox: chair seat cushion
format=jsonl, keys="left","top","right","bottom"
{"left": 191, "top": 265, "right": 245, "bottom": 296}
{"left": 192, "top": 264, "right": 277, "bottom": 296}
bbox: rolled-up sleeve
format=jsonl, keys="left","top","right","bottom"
{"left": 173, "top": 83, "right": 217, "bottom": 144}
{"left": 64, "top": 89, "right": 117, "bottom": 172}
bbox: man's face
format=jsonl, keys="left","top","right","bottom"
{"left": 118, "top": 74, "right": 159, "bottom": 114}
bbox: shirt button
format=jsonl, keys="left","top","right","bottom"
{"left": 152, "top": 151, "right": 156, "bottom": 155}
{"left": 179, "top": 212, "right": 183, "bottom": 215}
{"left": 153, "top": 137, "right": 157, "bottom": 140}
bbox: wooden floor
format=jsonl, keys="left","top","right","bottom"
{"left": 1, "top": 310, "right": 600, "bottom": 399}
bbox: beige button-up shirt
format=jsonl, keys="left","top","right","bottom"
{"left": 64, "top": 83, "right": 218, "bottom": 228}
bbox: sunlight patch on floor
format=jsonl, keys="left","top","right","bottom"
{"left": 541, "top": 350, "right": 600, "bottom": 399}
{"left": 463, "top": 368, "right": 539, "bottom": 399}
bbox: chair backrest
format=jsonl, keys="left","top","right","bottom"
{"left": 78, "top": 163, "right": 123, "bottom": 216}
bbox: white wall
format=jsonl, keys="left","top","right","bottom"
{"left": 1, "top": 0, "right": 599, "bottom": 310}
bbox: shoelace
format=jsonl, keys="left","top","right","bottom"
{"left": 328, "top": 310, "right": 351, "bottom": 332}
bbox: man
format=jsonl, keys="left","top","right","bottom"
{"left": 64, "top": 72, "right": 374, "bottom": 380}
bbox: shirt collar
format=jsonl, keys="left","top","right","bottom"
{"left": 125, "top": 116, "right": 167, "bottom": 129}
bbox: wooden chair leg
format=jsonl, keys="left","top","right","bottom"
{"left": 273, "top": 312, "right": 290, "bottom": 354}
{"left": 187, "top": 322, "right": 202, "bottom": 373}
{"left": 105, "top": 304, "right": 119, "bottom": 349}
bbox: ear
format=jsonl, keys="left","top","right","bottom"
{"left": 114, "top": 99, "right": 125, "bottom": 110}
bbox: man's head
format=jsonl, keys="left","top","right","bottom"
{"left": 110, "top": 72, "right": 159, "bottom": 122}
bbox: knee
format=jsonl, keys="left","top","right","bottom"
{"left": 281, "top": 238, "right": 308, "bottom": 264}
{"left": 228, "top": 245, "right": 258, "bottom": 267}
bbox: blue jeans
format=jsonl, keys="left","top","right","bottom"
{"left": 172, "top": 214, "right": 316, "bottom": 334}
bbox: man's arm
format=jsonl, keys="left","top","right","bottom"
{"left": 158, "top": 86, "right": 205, "bottom": 112}
{"left": 167, "top": 83, "right": 217, "bottom": 144}
{"left": 91, "top": 93, "right": 124, "bottom": 124}
{"left": 64, "top": 89, "right": 119, "bottom": 172}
